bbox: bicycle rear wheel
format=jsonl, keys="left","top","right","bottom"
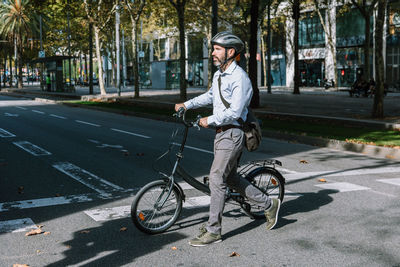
{"left": 131, "top": 180, "right": 182, "bottom": 234}
{"left": 245, "top": 167, "right": 285, "bottom": 219}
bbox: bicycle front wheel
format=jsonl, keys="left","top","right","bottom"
{"left": 131, "top": 180, "right": 182, "bottom": 234}
{"left": 245, "top": 167, "right": 285, "bottom": 219}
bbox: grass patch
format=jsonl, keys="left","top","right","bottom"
{"left": 70, "top": 100, "right": 400, "bottom": 148}
{"left": 261, "top": 118, "right": 400, "bottom": 147}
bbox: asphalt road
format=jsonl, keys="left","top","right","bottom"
{"left": 1, "top": 95, "right": 399, "bottom": 266}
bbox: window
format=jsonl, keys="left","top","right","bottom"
{"left": 299, "top": 12, "right": 325, "bottom": 48}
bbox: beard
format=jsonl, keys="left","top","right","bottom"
{"left": 213, "top": 56, "right": 224, "bottom": 67}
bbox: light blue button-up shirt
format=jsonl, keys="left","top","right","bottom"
{"left": 184, "top": 61, "right": 252, "bottom": 127}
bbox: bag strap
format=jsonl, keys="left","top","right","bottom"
{"left": 218, "top": 74, "right": 246, "bottom": 125}
{"left": 218, "top": 75, "right": 230, "bottom": 109}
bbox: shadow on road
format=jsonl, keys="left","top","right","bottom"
{"left": 276, "top": 189, "right": 339, "bottom": 229}
{"left": 46, "top": 217, "right": 188, "bottom": 267}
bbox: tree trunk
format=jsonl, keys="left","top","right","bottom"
{"left": 17, "top": 35, "right": 23, "bottom": 89}
{"left": 9, "top": 53, "right": 12, "bottom": 87}
{"left": 178, "top": 5, "right": 187, "bottom": 101}
{"left": 364, "top": 14, "right": 371, "bottom": 81}
{"left": 94, "top": 26, "right": 106, "bottom": 95}
{"left": 249, "top": 0, "right": 260, "bottom": 108}
{"left": 131, "top": 20, "right": 140, "bottom": 98}
{"left": 293, "top": 0, "right": 300, "bottom": 94}
{"left": 372, "top": 0, "right": 386, "bottom": 118}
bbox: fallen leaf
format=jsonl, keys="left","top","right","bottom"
{"left": 13, "top": 264, "right": 29, "bottom": 267}
{"left": 229, "top": 252, "right": 240, "bottom": 257}
{"left": 318, "top": 178, "right": 327, "bottom": 183}
{"left": 80, "top": 230, "right": 90, "bottom": 234}
{"left": 25, "top": 229, "right": 42, "bottom": 236}
{"left": 119, "top": 227, "right": 127, "bottom": 232}
{"left": 299, "top": 160, "right": 308, "bottom": 164}
{"left": 44, "top": 231, "right": 51, "bottom": 235}
{"left": 171, "top": 246, "right": 177, "bottom": 250}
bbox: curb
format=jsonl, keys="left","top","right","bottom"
{"left": 263, "top": 130, "right": 400, "bottom": 160}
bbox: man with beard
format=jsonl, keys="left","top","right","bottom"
{"left": 175, "top": 32, "right": 281, "bottom": 247}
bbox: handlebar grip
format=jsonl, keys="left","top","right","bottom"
{"left": 177, "top": 107, "right": 185, "bottom": 118}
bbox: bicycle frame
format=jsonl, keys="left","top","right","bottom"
{"left": 157, "top": 109, "right": 284, "bottom": 210}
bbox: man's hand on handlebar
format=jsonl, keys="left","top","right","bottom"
{"left": 199, "top": 117, "right": 209, "bottom": 128}
{"left": 175, "top": 103, "right": 186, "bottom": 112}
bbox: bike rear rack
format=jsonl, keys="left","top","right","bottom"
{"left": 238, "top": 159, "right": 282, "bottom": 177}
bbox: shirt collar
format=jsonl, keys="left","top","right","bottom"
{"left": 218, "top": 60, "right": 237, "bottom": 76}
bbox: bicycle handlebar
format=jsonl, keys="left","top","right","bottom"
{"left": 174, "top": 107, "right": 201, "bottom": 130}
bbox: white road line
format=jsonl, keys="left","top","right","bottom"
{"left": 75, "top": 120, "right": 100, "bottom": 127}
{"left": 50, "top": 114, "right": 67, "bottom": 119}
{"left": 70, "top": 251, "right": 117, "bottom": 267}
{"left": 53, "top": 162, "right": 124, "bottom": 195}
{"left": 84, "top": 195, "right": 211, "bottom": 222}
{"left": 111, "top": 128, "right": 151, "bottom": 139}
{"left": 32, "top": 109, "right": 45, "bottom": 114}
{"left": 13, "top": 141, "right": 51, "bottom": 156}
{"left": 0, "top": 218, "right": 38, "bottom": 233}
{"left": 285, "top": 166, "right": 400, "bottom": 181}
{"left": 0, "top": 194, "right": 98, "bottom": 212}
{"left": 4, "top": 112, "right": 19, "bottom": 117}
{"left": 15, "top": 106, "right": 27, "bottom": 110}
{"left": 315, "top": 182, "right": 370, "bottom": 192}
{"left": 172, "top": 142, "right": 213, "bottom": 154}
{"left": 183, "top": 195, "right": 210, "bottom": 208}
{"left": 0, "top": 128, "right": 16, "bottom": 138}
{"left": 283, "top": 190, "right": 302, "bottom": 198}
{"left": 276, "top": 167, "right": 299, "bottom": 174}
{"left": 377, "top": 178, "right": 400, "bottom": 187}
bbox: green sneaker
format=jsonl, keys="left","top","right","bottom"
{"left": 265, "top": 198, "right": 281, "bottom": 230}
{"left": 189, "top": 230, "right": 222, "bottom": 247}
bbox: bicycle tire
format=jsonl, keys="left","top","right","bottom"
{"left": 245, "top": 167, "right": 285, "bottom": 219}
{"left": 131, "top": 180, "right": 182, "bottom": 234}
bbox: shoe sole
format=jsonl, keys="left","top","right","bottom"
{"left": 267, "top": 199, "right": 281, "bottom": 230}
{"left": 189, "top": 239, "right": 222, "bottom": 247}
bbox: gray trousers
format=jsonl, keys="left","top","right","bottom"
{"left": 206, "top": 128, "right": 271, "bottom": 235}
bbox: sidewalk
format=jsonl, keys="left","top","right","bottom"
{"left": 1, "top": 83, "right": 399, "bottom": 160}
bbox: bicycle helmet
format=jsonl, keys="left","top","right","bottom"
{"left": 211, "top": 31, "right": 244, "bottom": 55}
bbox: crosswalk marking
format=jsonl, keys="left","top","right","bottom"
{"left": 53, "top": 162, "right": 124, "bottom": 195}
{"left": 0, "top": 128, "right": 15, "bottom": 137}
{"left": 84, "top": 206, "right": 130, "bottom": 222}
{"left": 13, "top": 141, "right": 52, "bottom": 156}
{"left": 0, "top": 218, "right": 38, "bottom": 233}
{"left": 0, "top": 194, "right": 95, "bottom": 212}
{"left": 315, "top": 182, "right": 370, "bottom": 192}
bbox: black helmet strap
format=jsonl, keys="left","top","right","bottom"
{"left": 219, "top": 47, "right": 236, "bottom": 72}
